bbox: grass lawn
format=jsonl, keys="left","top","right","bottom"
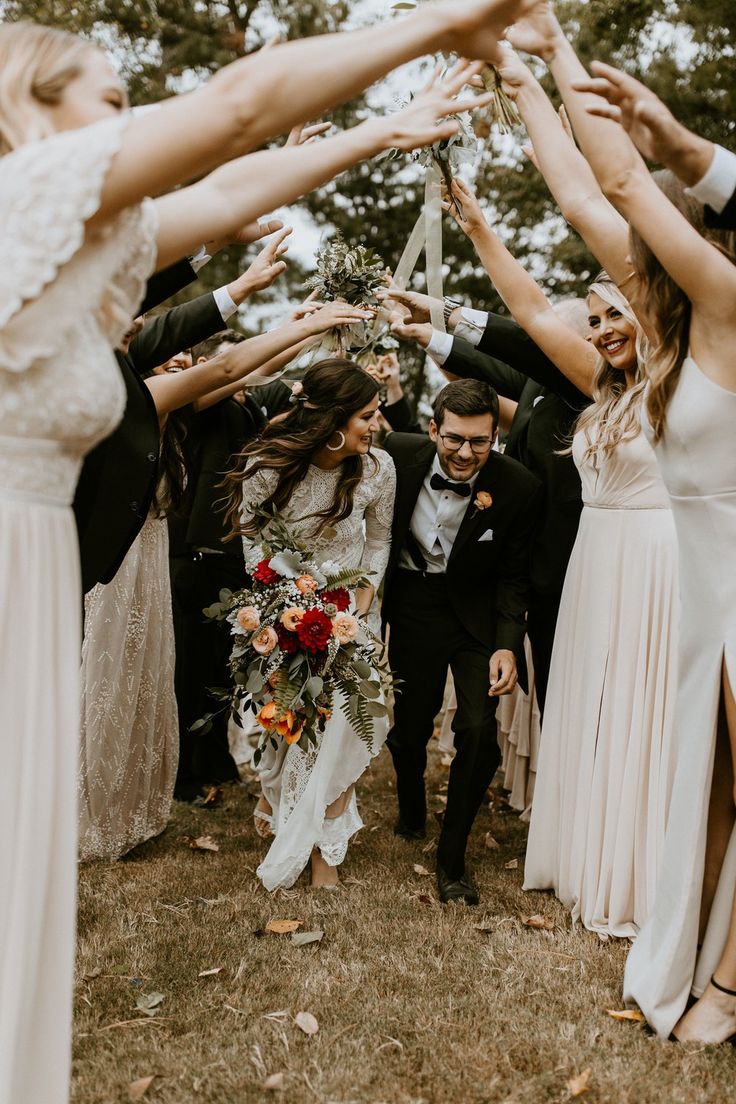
{"left": 74, "top": 741, "right": 734, "bottom": 1104}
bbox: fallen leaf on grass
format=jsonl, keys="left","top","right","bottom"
{"left": 187, "top": 835, "right": 219, "bottom": 852}
{"left": 291, "top": 930, "right": 324, "bottom": 947}
{"left": 413, "top": 864, "right": 431, "bottom": 877}
{"left": 294, "top": 1011, "right": 319, "bottom": 1035}
{"left": 484, "top": 833, "right": 500, "bottom": 850}
{"left": 202, "top": 785, "right": 223, "bottom": 807}
{"left": 566, "top": 1069, "right": 591, "bottom": 1097}
{"left": 135, "top": 992, "right": 164, "bottom": 1017}
{"left": 522, "top": 914, "right": 554, "bottom": 931}
{"left": 440, "top": 753, "right": 454, "bottom": 768}
{"left": 263, "top": 1073, "right": 285, "bottom": 1091}
{"left": 435, "top": 795, "right": 448, "bottom": 806}
{"left": 606, "top": 1008, "right": 645, "bottom": 1023}
{"left": 421, "top": 839, "right": 437, "bottom": 855}
{"left": 504, "top": 859, "right": 518, "bottom": 870}
{"left": 83, "top": 966, "right": 102, "bottom": 980}
{"left": 128, "top": 1075, "right": 157, "bottom": 1100}
{"left": 411, "top": 893, "right": 434, "bottom": 906}
{"left": 474, "top": 922, "right": 494, "bottom": 934}
{"left": 265, "top": 919, "right": 303, "bottom": 935}
{"left": 197, "top": 967, "right": 223, "bottom": 977}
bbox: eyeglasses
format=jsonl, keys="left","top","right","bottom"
{"left": 439, "top": 433, "right": 493, "bottom": 455}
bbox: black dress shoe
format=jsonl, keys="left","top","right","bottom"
{"left": 393, "top": 820, "right": 427, "bottom": 841}
{"left": 437, "top": 866, "right": 479, "bottom": 906}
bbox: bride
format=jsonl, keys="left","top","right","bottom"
{"left": 224, "top": 359, "right": 396, "bottom": 890}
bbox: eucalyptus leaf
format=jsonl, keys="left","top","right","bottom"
{"left": 359, "top": 680, "right": 381, "bottom": 700}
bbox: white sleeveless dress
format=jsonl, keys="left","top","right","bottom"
{"left": 524, "top": 423, "right": 680, "bottom": 937}
{"left": 624, "top": 356, "right": 736, "bottom": 1036}
{"left": 0, "top": 116, "right": 157, "bottom": 1103}
{"left": 241, "top": 450, "right": 396, "bottom": 890}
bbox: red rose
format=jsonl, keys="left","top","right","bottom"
{"left": 320, "top": 587, "right": 351, "bottom": 612}
{"left": 252, "top": 559, "right": 280, "bottom": 585}
{"left": 296, "top": 607, "right": 333, "bottom": 654}
{"left": 275, "top": 622, "right": 300, "bottom": 654}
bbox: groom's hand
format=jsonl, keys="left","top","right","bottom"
{"left": 488, "top": 649, "right": 517, "bottom": 696}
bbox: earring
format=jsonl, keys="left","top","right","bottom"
{"left": 325, "top": 431, "right": 346, "bottom": 453}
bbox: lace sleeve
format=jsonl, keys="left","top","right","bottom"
{"left": 360, "top": 450, "right": 396, "bottom": 588}
{"left": 0, "top": 114, "right": 157, "bottom": 372}
{"left": 241, "top": 466, "right": 279, "bottom": 566}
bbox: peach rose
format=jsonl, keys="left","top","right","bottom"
{"left": 256, "top": 701, "right": 277, "bottom": 729}
{"left": 236, "top": 605, "right": 261, "bottom": 632}
{"left": 294, "top": 574, "right": 318, "bottom": 595}
{"left": 252, "top": 625, "right": 278, "bottom": 655}
{"left": 474, "top": 491, "right": 493, "bottom": 510}
{"left": 280, "top": 606, "right": 304, "bottom": 632}
{"left": 332, "top": 613, "right": 359, "bottom": 644}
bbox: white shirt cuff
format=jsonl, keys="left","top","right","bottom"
{"left": 687, "top": 144, "right": 736, "bottom": 214}
{"left": 213, "top": 285, "right": 238, "bottom": 322}
{"left": 454, "top": 307, "right": 489, "bottom": 346}
{"left": 426, "top": 329, "right": 454, "bottom": 365}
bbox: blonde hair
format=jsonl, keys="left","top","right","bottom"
{"left": 632, "top": 170, "right": 736, "bottom": 441}
{"left": 571, "top": 273, "right": 647, "bottom": 466}
{"left": 0, "top": 21, "right": 97, "bottom": 155}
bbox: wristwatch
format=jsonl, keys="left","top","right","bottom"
{"left": 443, "top": 297, "right": 462, "bottom": 328}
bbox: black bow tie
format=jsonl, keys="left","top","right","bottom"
{"left": 430, "top": 472, "right": 472, "bottom": 497}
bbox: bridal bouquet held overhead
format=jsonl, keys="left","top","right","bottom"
{"left": 202, "top": 506, "right": 394, "bottom": 762}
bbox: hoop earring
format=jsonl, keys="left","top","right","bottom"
{"left": 325, "top": 431, "right": 346, "bottom": 453}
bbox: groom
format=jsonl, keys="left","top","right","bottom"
{"left": 382, "top": 379, "right": 541, "bottom": 905}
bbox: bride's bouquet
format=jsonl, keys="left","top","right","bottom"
{"left": 201, "top": 506, "right": 393, "bottom": 765}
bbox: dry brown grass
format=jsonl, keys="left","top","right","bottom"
{"left": 74, "top": 743, "right": 735, "bottom": 1104}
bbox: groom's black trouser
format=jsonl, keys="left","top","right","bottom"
{"left": 170, "top": 552, "right": 241, "bottom": 796}
{"left": 386, "top": 570, "right": 500, "bottom": 880}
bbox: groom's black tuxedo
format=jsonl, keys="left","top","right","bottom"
{"left": 444, "top": 313, "right": 589, "bottom": 709}
{"left": 382, "top": 432, "right": 541, "bottom": 880}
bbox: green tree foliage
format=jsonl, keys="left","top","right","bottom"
{"left": 4, "top": 0, "right": 733, "bottom": 402}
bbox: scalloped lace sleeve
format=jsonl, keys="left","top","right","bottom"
{"left": 0, "top": 113, "right": 158, "bottom": 372}
{"left": 359, "top": 449, "right": 396, "bottom": 587}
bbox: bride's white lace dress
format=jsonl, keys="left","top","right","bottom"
{"left": 0, "top": 116, "right": 157, "bottom": 1104}
{"left": 241, "top": 449, "right": 396, "bottom": 890}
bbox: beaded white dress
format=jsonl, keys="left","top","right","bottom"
{"left": 0, "top": 116, "right": 157, "bottom": 1103}
{"left": 241, "top": 450, "right": 396, "bottom": 890}
{"left": 78, "top": 504, "right": 178, "bottom": 861}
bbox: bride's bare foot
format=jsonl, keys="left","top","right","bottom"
{"left": 309, "top": 848, "right": 340, "bottom": 889}
{"left": 253, "top": 794, "right": 273, "bottom": 838}
{"left": 673, "top": 980, "right": 736, "bottom": 1044}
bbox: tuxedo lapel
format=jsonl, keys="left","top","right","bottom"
{"left": 393, "top": 440, "right": 435, "bottom": 545}
{"left": 448, "top": 454, "right": 496, "bottom": 565}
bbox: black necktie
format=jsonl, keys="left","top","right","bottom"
{"left": 430, "top": 472, "right": 472, "bottom": 497}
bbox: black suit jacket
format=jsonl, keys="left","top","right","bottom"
{"left": 168, "top": 393, "right": 267, "bottom": 560}
{"left": 445, "top": 313, "right": 588, "bottom": 599}
{"left": 382, "top": 434, "right": 542, "bottom": 691}
{"left": 74, "top": 285, "right": 225, "bottom": 592}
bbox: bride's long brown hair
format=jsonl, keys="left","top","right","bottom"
{"left": 224, "top": 358, "right": 380, "bottom": 539}
{"left": 631, "top": 170, "right": 736, "bottom": 442}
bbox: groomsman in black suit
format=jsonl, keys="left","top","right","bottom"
{"left": 382, "top": 380, "right": 542, "bottom": 905}
{"left": 387, "top": 291, "right": 588, "bottom": 712}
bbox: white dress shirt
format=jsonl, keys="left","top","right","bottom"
{"left": 426, "top": 307, "right": 490, "bottom": 366}
{"left": 687, "top": 143, "right": 736, "bottom": 215}
{"left": 400, "top": 455, "right": 478, "bottom": 574}
{"left": 212, "top": 284, "right": 238, "bottom": 321}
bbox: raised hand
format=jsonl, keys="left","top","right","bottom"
{"left": 571, "top": 62, "right": 691, "bottom": 167}
{"left": 494, "top": 40, "right": 536, "bottom": 100}
{"left": 383, "top": 59, "right": 493, "bottom": 153}
{"left": 388, "top": 310, "right": 433, "bottom": 349}
{"left": 441, "top": 178, "right": 489, "bottom": 238}
{"left": 303, "top": 299, "right": 377, "bottom": 336}
{"left": 285, "top": 121, "right": 333, "bottom": 147}
{"left": 241, "top": 225, "right": 292, "bottom": 292}
{"left": 377, "top": 285, "right": 441, "bottom": 325}
{"left": 436, "top": 0, "right": 551, "bottom": 64}
{"left": 505, "top": 0, "right": 562, "bottom": 62}
{"left": 284, "top": 289, "right": 323, "bottom": 325}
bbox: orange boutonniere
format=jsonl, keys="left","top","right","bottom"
{"left": 474, "top": 491, "right": 493, "bottom": 511}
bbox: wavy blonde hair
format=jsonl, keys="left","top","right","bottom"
{"left": 631, "top": 170, "right": 736, "bottom": 442}
{"left": 0, "top": 21, "right": 98, "bottom": 155}
{"left": 571, "top": 273, "right": 648, "bottom": 466}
